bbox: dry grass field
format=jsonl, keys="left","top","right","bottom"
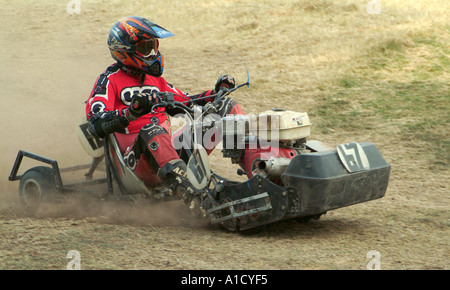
{"left": 0, "top": 0, "right": 448, "bottom": 270}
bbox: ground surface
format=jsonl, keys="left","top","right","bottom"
{"left": 0, "top": 0, "right": 448, "bottom": 270}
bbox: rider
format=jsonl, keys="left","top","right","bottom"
{"left": 85, "top": 16, "right": 243, "bottom": 211}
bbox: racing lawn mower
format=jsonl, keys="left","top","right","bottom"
{"left": 8, "top": 78, "right": 391, "bottom": 232}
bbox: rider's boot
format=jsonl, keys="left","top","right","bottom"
{"left": 158, "top": 159, "right": 210, "bottom": 217}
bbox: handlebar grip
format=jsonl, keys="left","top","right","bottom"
{"left": 151, "top": 101, "right": 195, "bottom": 115}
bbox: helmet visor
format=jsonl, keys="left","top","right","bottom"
{"left": 136, "top": 39, "right": 159, "bottom": 58}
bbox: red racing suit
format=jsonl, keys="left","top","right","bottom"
{"left": 86, "top": 63, "right": 204, "bottom": 135}
{"left": 86, "top": 63, "right": 243, "bottom": 187}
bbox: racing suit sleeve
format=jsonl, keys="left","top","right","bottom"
{"left": 85, "top": 65, "right": 129, "bottom": 138}
{"left": 85, "top": 65, "right": 121, "bottom": 119}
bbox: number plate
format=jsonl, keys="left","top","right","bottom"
{"left": 337, "top": 142, "right": 370, "bottom": 173}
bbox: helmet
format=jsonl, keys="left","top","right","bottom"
{"left": 107, "top": 16, "right": 174, "bottom": 77}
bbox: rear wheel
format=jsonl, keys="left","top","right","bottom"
{"left": 19, "top": 166, "right": 56, "bottom": 213}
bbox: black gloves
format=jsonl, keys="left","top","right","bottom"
{"left": 127, "top": 91, "right": 159, "bottom": 120}
{"left": 87, "top": 111, "right": 129, "bottom": 139}
{"left": 214, "top": 75, "right": 235, "bottom": 93}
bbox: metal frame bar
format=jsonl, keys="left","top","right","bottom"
{"left": 207, "top": 192, "right": 272, "bottom": 224}
{"left": 9, "top": 150, "right": 63, "bottom": 189}
{"left": 8, "top": 150, "right": 109, "bottom": 195}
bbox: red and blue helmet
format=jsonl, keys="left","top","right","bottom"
{"left": 107, "top": 16, "right": 174, "bottom": 77}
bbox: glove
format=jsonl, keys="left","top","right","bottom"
{"left": 214, "top": 75, "right": 235, "bottom": 93}
{"left": 87, "top": 111, "right": 129, "bottom": 139}
{"left": 127, "top": 91, "right": 158, "bottom": 120}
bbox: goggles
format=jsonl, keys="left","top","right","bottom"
{"left": 135, "top": 39, "right": 159, "bottom": 58}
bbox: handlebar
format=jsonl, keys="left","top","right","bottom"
{"left": 150, "top": 85, "right": 247, "bottom": 115}
{"left": 150, "top": 92, "right": 194, "bottom": 115}
{"left": 148, "top": 67, "right": 250, "bottom": 115}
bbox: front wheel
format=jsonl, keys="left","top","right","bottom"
{"left": 19, "top": 166, "right": 57, "bottom": 214}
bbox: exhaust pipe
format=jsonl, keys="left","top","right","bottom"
{"left": 258, "top": 157, "right": 292, "bottom": 178}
